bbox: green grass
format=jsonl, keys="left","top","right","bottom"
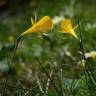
{"left": 0, "top": 0, "right": 96, "bottom": 95}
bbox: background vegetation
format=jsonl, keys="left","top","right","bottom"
{"left": 0, "top": 0, "right": 96, "bottom": 95}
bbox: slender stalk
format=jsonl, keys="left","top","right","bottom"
{"left": 45, "top": 70, "right": 53, "bottom": 95}
{"left": 3, "top": 36, "right": 22, "bottom": 96}
{"left": 78, "top": 20, "right": 96, "bottom": 82}
{"left": 78, "top": 22, "right": 91, "bottom": 95}
{"left": 36, "top": 57, "right": 61, "bottom": 96}
{"left": 78, "top": 20, "right": 96, "bottom": 94}
{"left": 35, "top": 71, "right": 45, "bottom": 95}
{"left": 60, "top": 68, "right": 64, "bottom": 96}
{"left": 43, "top": 34, "right": 65, "bottom": 96}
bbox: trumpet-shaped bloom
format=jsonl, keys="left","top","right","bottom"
{"left": 21, "top": 16, "right": 53, "bottom": 36}
{"left": 85, "top": 51, "right": 96, "bottom": 60}
{"left": 60, "top": 19, "right": 79, "bottom": 40}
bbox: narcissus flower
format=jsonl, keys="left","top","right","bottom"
{"left": 85, "top": 51, "right": 96, "bottom": 60}
{"left": 60, "top": 19, "right": 79, "bottom": 40}
{"left": 21, "top": 16, "right": 53, "bottom": 36}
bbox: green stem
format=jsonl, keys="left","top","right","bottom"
{"left": 78, "top": 20, "right": 96, "bottom": 94}
{"left": 78, "top": 20, "right": 96, "bottom": 82}
{"left": 60, "top": 68, "right": 64, "bottom": 96}
{"left": 36, "top": 57, "right": 61, "bottom": 96}
{"left": 3, "top": 36, "right": 22, "bottom": 96}
{"left": 42, "top": 34, "right": 63, "bottom": 96}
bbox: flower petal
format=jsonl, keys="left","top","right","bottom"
{"left": 21, "top": 16, "right": 53, "bottom": 36}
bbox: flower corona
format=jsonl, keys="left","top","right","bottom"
{"left": 60, "top": 19, "right": 79, "bottom": 40}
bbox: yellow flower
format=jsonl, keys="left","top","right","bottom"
{"left": 60, "top": 19, "right": 79, "bottom": 40}
{"left": 21, "top": 16, "right": 53, "bottom": 36}
{"left": 85, "top": 51, "right": 96, "bottom": 60}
